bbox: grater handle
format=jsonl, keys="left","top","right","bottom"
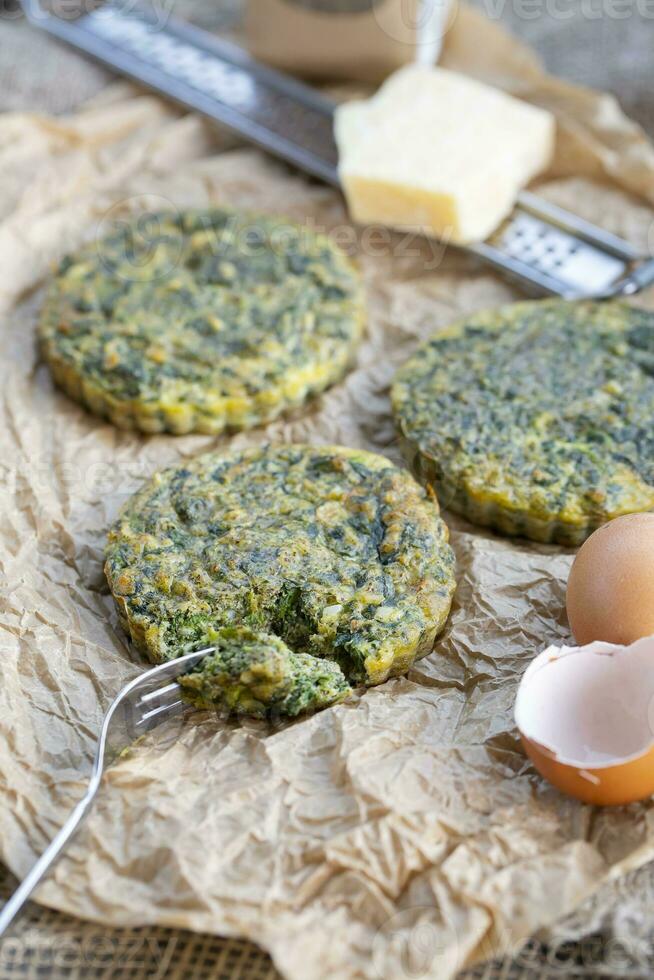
{"left": 19, "top": 0, "right": 340, "bottom": 184}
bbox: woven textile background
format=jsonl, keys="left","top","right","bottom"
{"left": 0, "top": 2, "right": 653, "bottom": 978}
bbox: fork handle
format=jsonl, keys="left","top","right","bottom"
{"left": 0, "top": 777, "right": 100, "bottom": 937}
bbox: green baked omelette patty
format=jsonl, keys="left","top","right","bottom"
{"left": 105, "top": 444, "right": 456, "bottom": 702}
{"left": 392, "top": 300, "right": 654, "bottom": 546}
{"left": 178, "top": 626, "right": 352, "bottom": 717}
{"left": 39, "top": 208, "right": 364, "bottom": 434}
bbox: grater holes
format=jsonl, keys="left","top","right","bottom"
{"left": 495, "top": 213, "right": 591, "bottom": 278}
{"left": 92, "top": 11, "right": 257, "bottom": 108}
{"left": 490, "top": 207, "right": 629, "bottom": 293}
{"left": 84, "top": 6, "right": 339, "bottom": 168}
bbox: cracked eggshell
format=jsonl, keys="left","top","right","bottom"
{"left": 514, "top": 637, "right": 654, "bottom": 806}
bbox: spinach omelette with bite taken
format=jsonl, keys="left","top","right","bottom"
{"left": 392, "top": 300, "right": 654, "bottom": 546}
{"left": 39, "top": 208, "right": 364, "bottom": 435}
{"left": 178, "top": 626, "right": 352, "bottom": 719}
{"left": 105, "top": 444, "right": 456, "bottom": 718}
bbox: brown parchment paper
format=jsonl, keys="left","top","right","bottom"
{"left": 2, "top": 6, "right": 654, "bottom": 979}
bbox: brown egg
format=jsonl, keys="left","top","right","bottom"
{"left": 566, "top": 513, "right": 654, "bottom": 646}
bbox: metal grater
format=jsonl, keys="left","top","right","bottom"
{"left": 20, "top": 0, "right": 654, "bottom": 299}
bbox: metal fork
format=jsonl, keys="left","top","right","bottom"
{"left": 0, "top": 646, "right": 215, "bottom": 938}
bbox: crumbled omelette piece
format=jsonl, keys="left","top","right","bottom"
{"left": 105, "top": 444, "right": 456, "bottom": 691}
{"left": 392, "top": 300, "right": 654, "bottom": 545}
{"left": 39, "top": 208, "right": 364, "bottom": 435}
{"left": 178, "top": 626, "right": 351, "bottom": 718}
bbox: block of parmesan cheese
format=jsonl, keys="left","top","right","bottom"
{"left": 334, "top": 66, "right": 555, "bottom": 245}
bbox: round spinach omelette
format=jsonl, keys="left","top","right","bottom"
{"left": 39, "top": 208, "right": 364, "bottom": 435}
{"left": 392, "top": 300, "right": 654, "bottom": 546}
{"left": 105, "top": 444, "right": 456, "bottom": 716}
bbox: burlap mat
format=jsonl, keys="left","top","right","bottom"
{"left": 1, "top": 3, "right": 653, "bottom": 979}
{"left": 4, "top": 858, "right": 653, "bottom": 978}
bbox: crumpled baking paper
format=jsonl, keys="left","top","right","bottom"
{"left": 1, "top": 6, "right": 654, "bottom": 979}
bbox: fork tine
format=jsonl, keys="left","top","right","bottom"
{"left": 138, "top": 681, "right": 181, "bottom": 705}
{"left": 136, "top": 698, "right": 186, "bottom": 729}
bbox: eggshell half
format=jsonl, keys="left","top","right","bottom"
{"left": 514, "top": 637, "right": 654, "bottom": 806}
